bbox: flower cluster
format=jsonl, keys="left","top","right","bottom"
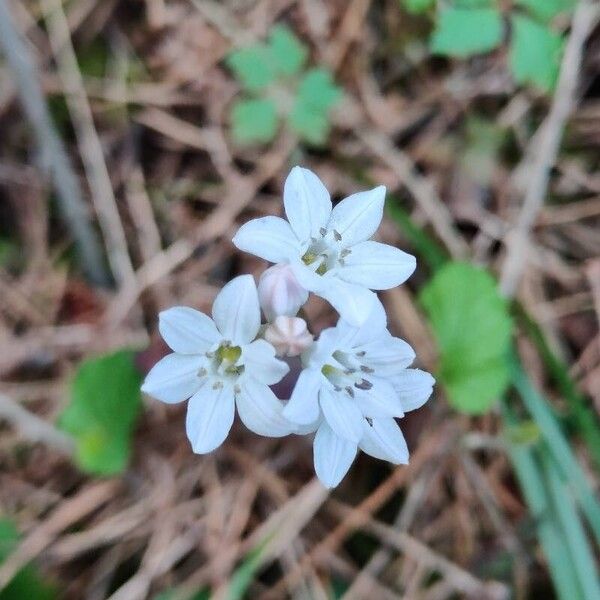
{"left": 142, "top": 167, "right": 434, "bottom": 488}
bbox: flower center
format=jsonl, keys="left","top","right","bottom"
{"left": 198, "top": 341, "right": 244, "bottom": 385}
{"left": 321, "top": 350, "right": 373, "bottom": 398}
{"left": 300, "top": 229, "right": 351, "bottom": 276}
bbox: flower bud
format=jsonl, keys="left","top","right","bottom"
{"left": 264, "top": 316, "right": 313, "bottom": 357}
{"left": 258, "top": 263, "right": 308, "bottom": 322}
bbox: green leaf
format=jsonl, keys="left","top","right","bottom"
{"left": 225, "top": 537, "right": 270, "bottom": 600}
{"left": 515, "top": 0, "right": 575, "bottom": 22}
{"left": 59, "top": 350, "right": 142, "bottom": 475}
{"left": 289, "top": 68, "right": 341, "bottom": 145}
{"left": 231, "top": 98, "right": 278, "bottom": 144}
{"left": 226, "top": 45, "right": 275, "bottom": 92}
{"left": 267, "top": 25, "right": 307, "bottom": 76}
{"left": 400, "top": 0, "right": 435, "bottom": 14}
{"left": 0, "top": 520, "right": 58, "bottom": 600}
{"left": 430, "top": 8, "right": 504, "bottom": 57}
{"left": 420, "top": 262, "right": 512, "bottom": 413}
{"left": 509, "top": 14, "right": 564, "bottom": 92}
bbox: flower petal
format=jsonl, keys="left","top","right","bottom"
{"left": 233, "top": 216, "right": 300, "bottom": 263}
{"left": 159, "top": 307, "right": 220, "bottom": 354}
{"left": 336, "top": 300, "right": 388, "bottom": 348}
{"left": 284, "top": 166, "right": 332, "bottom": 242}
{"left": 327, "top": 186, "right": 386, "bottom": 247}
{"left": 241, "top": 339, "right": 289, "bottom": 385}
{"left": 212, "top": 275, "right": 260, "bottom": 344}
{"left": 314, "top": 421, "right": 357, "bottom": 488}
{"left": 359, "top": 418, "right": 409, "bottom": 464}
{"left": 358, "top": 377, "right": 404, "bottom": 418}
{"left": 236, "top": 378, "right": 293, "bottom": 437}
{"left": 319, "top": 386, "right": 364, "bottom": 442}
{"left": 141, "top": 353, "right": 204, "bottom": 404}
{"left": 283, "top": 367, "right": 322, "bottom": 425}
{"left": 338, "top": 241, "right": 416, "bottom": 290}
{"left": 318, "top": 280, "right": 379, "bottom": 327}
{"left": 185, "top": 382, "right": 235, "bottom": 453}
{"left": 390, "top": 368, "right": 435, "bottom": 412}
{"left": 359, "top": 334, "right": 416, "bottom": 376}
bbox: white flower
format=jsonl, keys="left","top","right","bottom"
{"left": 264, "top": 316, "right": 314, "bottom": 357}
{"left": 283, "top": 303, "right": 434, "bottom": 488}
{"left": 233, "top": 166, "right": 416, "bottom": 326}
{"left": 141, "top": 275, "right": 292, "bottom": 454}
{"left": 258, "top": 263, "right": 308, "bottom": 322}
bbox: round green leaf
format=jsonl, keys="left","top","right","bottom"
{"left": 268, "top": 25, "right": 307, "bottom": 76}
{"left": 231, "top": 98, "right": 278, "bottom": 144}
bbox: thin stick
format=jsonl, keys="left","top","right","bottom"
{"left": 40, "top": 0, "right": 135, "bottom": 287}
{"left": 0, "top": 0, "right": 108, "bottom": 285}
{"left": 500, "top": 1, "right": 600, "bottom": 297}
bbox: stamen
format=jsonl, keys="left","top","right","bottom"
{"left": 345, "top": 386, "right": 355, "bottom": 398}
{"left": 355, "top": 351, "right": 366, "bottom": 357}
{"left": 333, "top": 230, "right": 342, "bottom": 241}
{"left": 340, "top": 249, "right": 351, "bottom": 258}
{"left": 319, "top": 227, "right": 327, "bottom": 237}
{"left": 355, "top": 379, "right": 373, "bottom": 390}
{"left": 344, "top": 369, "right": 357, "bottom": 375}
{"left": 366, "top": 417, "right": 373, "bottom": 426}
{"left": 360, "top": 365, "right": 374, "bottom": 374}
{"left": 197, "top": 367, "right": 208, "bottom": 377}
{"left": 234, "top": 384, "right": 241, "bottom": 394}
{"left": 212, "top": 381, "right": 223, "bottom": 390}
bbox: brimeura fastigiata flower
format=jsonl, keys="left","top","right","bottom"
{"left": 141, "top": 166, "right": 434, "bottom": 489}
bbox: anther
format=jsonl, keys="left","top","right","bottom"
{"left": 360, "top": 365, "right": 374, "bottom": 374}
{"left": 212, "top": 381, "right": 223, "bottom": 390}
{"left": 234, "top": 384, "right": 241, "bottom": 394}
{"left": 340, "top": 249, "right": 351, "bottom": 258}
{"left": 355, "top": 351, "right": 366, "bottom": 357}
{"left": 197, "top": 367, "right": 208, "bottom": 377}
{"left": 319, "top": 227, "right": 327, "bottom": 237}
{"left": 333, "top": 230, "right": 342, "bottom": 241}
{"left": 355, "top": 379, "right": 373, "bottom": 390}
{"left": 345, "top": 386, "right": 355, "bottom": 398}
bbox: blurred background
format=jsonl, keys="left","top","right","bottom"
{"left": 1, "top": 0, "right": 599, "bottom": 598}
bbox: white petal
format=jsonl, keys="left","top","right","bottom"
{"left": 327, "top": 186, "right": 386, "bottom": 247}
{"left": 390, "top": 369, "right": 435, "bottom": 412}
{"left": 338, "top": 241, "right": 416, "bottom": 290}
{"left": 241, "top": 339, "right": 289, "bottom": 385}
{"left": 336, "top": 301, "right": 388, "bottom": 348}
{"left": 141, "top": 353, "right": 204, "bottom": 404}
{"left": 359, "top": 418, "right": 409, "bottom": 464}
{"left": 186, "top": 382, "right": 235, "bottom": 453}
{"left": 358, "top": 377, "right": 404, "bottom": 418}
{"left": 319, "top": 280, "right": 379, "bottom": 327}
{"left": 359, "top": 335, "right": 416, "bottom": 376}
{"left": 212, "top": 275, "right": 260, "bottom": 345}
{"left": 236, "top": 379, "right": 293, "bottom": 437}
{"left": 319, "top": 386, "right": 364, "bottom": 442}
{"left": 314, "top": 422, "right": 357, "bottom": 488}
{"left": 232, "top": 216, "right": 300, "bottom": 263}
{"left": 158, "top": 307, "right": 220, "bottom": 354}
{"left": 284, "top": 166, "right": 332, "bottom": 242}
{"left": 283, "top": 368, "right": 323, "bottom": 425}
{"left": 305, "top": 326, "right": 343, "bottom": 367}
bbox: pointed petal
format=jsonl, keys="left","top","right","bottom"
{"left": 319, "top": 386, "right": 364, "bottom": 442}
{"left": 283, "top": 368, "right": 322, "bottom": 424}
{"left": 327, "top": 186, "right": 386, "bottom": 247}
{"left": 359, "top": 334, "right": 416, "bottom": 376}
{"left": 236, "top": 379, "right": 293, "bottom": 437}
{"left": 338, "top": 241, "right": 416, "bottom": 290}
{"left": 159, "top": 307, "right": 220, "bottom": 354}
{"left": 141, "top": 353, "right": 204, "bottom": 403}
{"left": 358, "top": 377, "right": 404, "bottom": 418}
{"left": 314, "top": 422, "right": 357, "bottom": 488}
{"left": 390, "top": 368, "right": 435, "bottom": 412}
{"left": 359, "top": 418, "right": 409, "bottom": 464}
{"left": 212, "top": 275, "right": 260, "bottom": 344}
{"left": 284, "top": 166, "right": 332, "bottom": 242}
{"left": 319, "top": 280, "right": 379, "bottom": 327}
{"left": 186, "top": 382, "right": 235, "bottom": 453}
{"left": 233, "top": 216, "right": 300, "bottom": 263}
{"left": 241, "top": 339, "right": 289, "bottom": 385}
{"left": 336, "top": 301, "right": 388, "bottom": 348}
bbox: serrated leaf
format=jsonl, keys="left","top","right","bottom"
{"left": 420, "top": 262, "right": 513, "bottom": 414}
{"left": 509, "top": 14, "right": 563, "bottom": 92}
{"left": 267, "top": 25, "right": 307, "bottom": 76}
{"left": 430, "top": 8, "right": 504, "bottom": 57}
{"left": 400, "top": 0, "right": 435, "bottom": 14}
{"left": 0, "top": 520, "right": 58, "bottom": 600}
{"left": 226, "top": 45, "right": 275, "bottom": 92}
{"left": 59, "top": 350, "right": 142, "bottom": 475}
{"left": 231, "top": 98, "right": 278, "bottom": 144}
{"left": 515, "top": 0, "right": 575, "bottom": 22}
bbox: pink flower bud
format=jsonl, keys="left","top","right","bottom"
{"left": 258, "top": 264, "right": 308, "bottom": 321}
{"left": 264, "top": 316, "right": 313, "bottom": 357}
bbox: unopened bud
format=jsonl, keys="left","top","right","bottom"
{"left": 258, "top": 263, "right": 308, "bottom": 321}
{"left": 264, "top": 316, "right": 313, "bottom": 357}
